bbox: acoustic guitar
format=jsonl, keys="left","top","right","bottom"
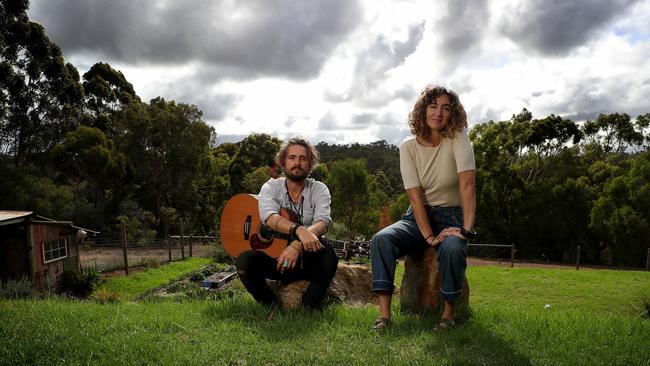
{"left": 219, "top": 193, "right": 370, "bottom": 259}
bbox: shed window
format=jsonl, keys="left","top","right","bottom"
{"left": 43, "top": 237, "right": 67, "bottom": 263}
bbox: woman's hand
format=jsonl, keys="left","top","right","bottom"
{"left": 426, "top": 227, "right": 465, "bottom": 247}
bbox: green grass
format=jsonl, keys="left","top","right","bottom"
{"left": 1, "top": 260, "right": 649, "bottom": 365}
{"left": 99, "top": 257, "right": 212, "bottom": 300}
{"left": 467, "top": 266, "right": 650, "bottom": 316}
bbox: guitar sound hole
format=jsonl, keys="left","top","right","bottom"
{"left": 250, "top": 234, "right": 272, "bottom": 250}
{"left": 257, "top": 225, "right": 274, "bottom": 242}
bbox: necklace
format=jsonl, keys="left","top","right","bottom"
{"left": 285, "top": 180, "right": 304, "bottom": 224}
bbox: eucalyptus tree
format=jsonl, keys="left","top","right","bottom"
{"left": 326, "top": 158, "right": 382, "bottom": 239}
{"left": 0, "top": 0, "right": 83, "bottom": 166}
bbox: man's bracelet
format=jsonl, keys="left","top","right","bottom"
{"left": 289, "top": 223, "right": 300, "bottom": 237}
{"left": 424, "top": 233, "right": 434, "bottom": 242}
{"left": 289, "top": 241, "right": 302, "bottom": 253}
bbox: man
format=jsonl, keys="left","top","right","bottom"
{"left": 236, "top": 137, "right": 338, "bottom": 309}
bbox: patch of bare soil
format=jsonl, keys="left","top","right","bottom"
{"left": 80, "top": 243, "right": 215, "bottom": 272}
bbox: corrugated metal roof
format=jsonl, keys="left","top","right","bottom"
{"left": 0, "top": 210, "right": 99, "bottom": 233}
{"left": 0, "top": 211, "right": 33, "bottom": 225}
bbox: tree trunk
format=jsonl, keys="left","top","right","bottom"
{"left": 400, "top": 247, "right": 469, "bottom": 314}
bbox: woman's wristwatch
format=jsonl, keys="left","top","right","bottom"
{"left": 460, "top": 227, "right": 477, "bottom": 239}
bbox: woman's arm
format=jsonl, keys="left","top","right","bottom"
{"left": 458, "top": 169, "right": 476, "bottom": 230}
{"left": 405, "top": 186, "right": 436, "bottom": 243}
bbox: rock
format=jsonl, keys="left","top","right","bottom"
{"left": 400, "top": 247, "right": 469, "bottom": 314}
{"left": 267, "top": 263, "right": 376, "bottom": 310}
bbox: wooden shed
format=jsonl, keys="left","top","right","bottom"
{"left": 0, "top": 211, "right": 97, "bottom": 291}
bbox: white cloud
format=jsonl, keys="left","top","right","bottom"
{"left": 27, "top": 0, "right": 650, "bottom": 146}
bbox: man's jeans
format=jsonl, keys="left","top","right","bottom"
{"left": 371, "top": 205, "right": 467, "bottom": 302}
{"left": 236, "top": 243, "right": 338, "bottom": 309}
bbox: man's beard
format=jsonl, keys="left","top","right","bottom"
{"left": 285, "top": 167, "right": 308, "bottom": 182}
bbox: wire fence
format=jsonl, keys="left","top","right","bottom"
{"left": 80, "top": 233, "right": 219, "bottom": 273}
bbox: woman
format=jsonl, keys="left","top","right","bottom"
{"left": 371, "top": 84, "right": 476, "bottom": 330}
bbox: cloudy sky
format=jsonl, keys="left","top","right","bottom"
{"left": 28, "top": 0, "right": 650, "bottom": 145}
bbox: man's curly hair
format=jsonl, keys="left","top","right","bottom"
{"left": 275, "top": 136, "right": 320, "bottom": 173}
{"left": 408, "top": 85, "right": 468, "bottom": 140}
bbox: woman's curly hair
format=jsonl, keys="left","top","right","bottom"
{"left": 408, "top": 85, "right": 468, "bottom": 139}
{"left": 275, "top": 136, "right": 320, "bottom": 173}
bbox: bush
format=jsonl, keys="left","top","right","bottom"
{"left": 91, "top": 287, "right": 120, "bottom": 304}
{"left": 57, "top": 268, "right": 103, "bottom": 298}
{"left": 141, "top": 258, "right": 160, "bottom": 269}
{"left": 0, "top": 276, "right": 41, "bottom": 299}
{"left": 213, "top": 240, "right": 233, "bottom": 264}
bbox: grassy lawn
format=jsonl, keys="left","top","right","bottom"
{"left": 99, "top": 257, "right": 213, "bottom": 300}
{"left": 1, "top": 260, "right": 649, "bottom": 365}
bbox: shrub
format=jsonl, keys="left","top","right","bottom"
{"left": 0, "top": 276, "right": 41, "bottom": 299}
{"left": 57, "top": 268, "right": 104, "bottom": 298}
{"left": 91, "top": 287, "right": 120, "bottom": 304}
{"left": 141, "top": 258, "right": 160, "bottom": 269}
{"left": 213, "top": 240, "right": 233, "bottom": 264}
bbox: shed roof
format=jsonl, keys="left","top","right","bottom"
{"left": 0, "top": 211, "right": 99, "bottom": 234}
{"left": 0, "top": 211, "right": 33, "bottom": 226}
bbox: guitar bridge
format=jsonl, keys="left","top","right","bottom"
{"left": 244, "top": 215, "right": 251, "bottom": 240}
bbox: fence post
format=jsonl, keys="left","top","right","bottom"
{"left": 510, "top": 243, "right": 515, "bottom": 268}
{"left": 179, "top": 220, "right": 185, "bottom": 262}
{"left": 576, "top": 245, "right": 581, "bottom": 270}
{"left": 646, "top": 248, "right": 649, "bottom": 271}
{"left": 167, "top": 235, "right": 171, "bottom": 263}
{"left": 181, "top": 232, "right": 186, "bottom": 261}
{"left": 189, "top": 233, "right": 193, "bottom": 258}
{"left": 121, "top": 221, "right": 128, "bottom": 275}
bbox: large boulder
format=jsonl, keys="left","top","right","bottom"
{"left": 268, "top": 263, "right": 376, "bottom": 310}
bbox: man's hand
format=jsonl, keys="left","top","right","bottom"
{"left": 276, "top": 245, "right": 301, "bottom": 273}
{"left": 296, "top": 226, "right": 324, "bottom": 252}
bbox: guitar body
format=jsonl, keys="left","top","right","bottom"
{"left": 220, "top": 193, "right": 295, "bottom": 258}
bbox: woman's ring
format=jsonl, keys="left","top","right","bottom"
{"left": 283, "top": 260, "right": 289, "bottom": 267}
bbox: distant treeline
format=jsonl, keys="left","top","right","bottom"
{"left": 1, "top": 2, "right": 649, "bottom": 267}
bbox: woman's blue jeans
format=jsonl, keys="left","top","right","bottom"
{"left": 371, "top": 205, "right": 467, "bottom": 302}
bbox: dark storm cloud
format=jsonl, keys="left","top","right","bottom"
{"left": 351, "top": 113, "right": 375, "bottom": 126}
{"left": 499, "top": 0, "right": 640, "bottom": 55}
{"left": 29, "top": 0, "right": 362, "bottom": 80}
{"left": 437, "top": 0, "right": 490, "bottom": 61}
{"left": 345, "top": 21, "right": 425, "bottom": 106}
{"left": 191, "top": 93, "right": 241, "bottom": 121}
{"left": 318, "top": 111, "right": 338, "bottom": 131}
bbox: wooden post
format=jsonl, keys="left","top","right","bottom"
{"left": 181, "top": 232, "right": 186, "bottom": 261}
{"left": 121, "top": 221, "right": 128, "bottom": 275}
{"left": 646, "top": 248, "right": 649, "bottom": 271}
{"left": 179, "top": 220, "right": 184, "bottom": 261}
{"left": 167, "top": 236, "right": 171, "bottom": 263}
{"left": 576, "top": 245, "right": 581, "bottom": 270}
{"left": 510, "top": 243, "right": 515, "bottom": 268}
{"left": 189, "top": 234, "right": 193, "bottom": 258}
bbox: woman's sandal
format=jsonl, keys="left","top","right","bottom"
{"left": 372, "top": 317, "right": 391, "bottom": 331}
{"left": 434, "top": 317, "right": 456, "bottom": 331}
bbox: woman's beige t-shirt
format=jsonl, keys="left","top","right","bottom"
{"left": 399, "top": 130, "right": 475, "bottom": 207}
